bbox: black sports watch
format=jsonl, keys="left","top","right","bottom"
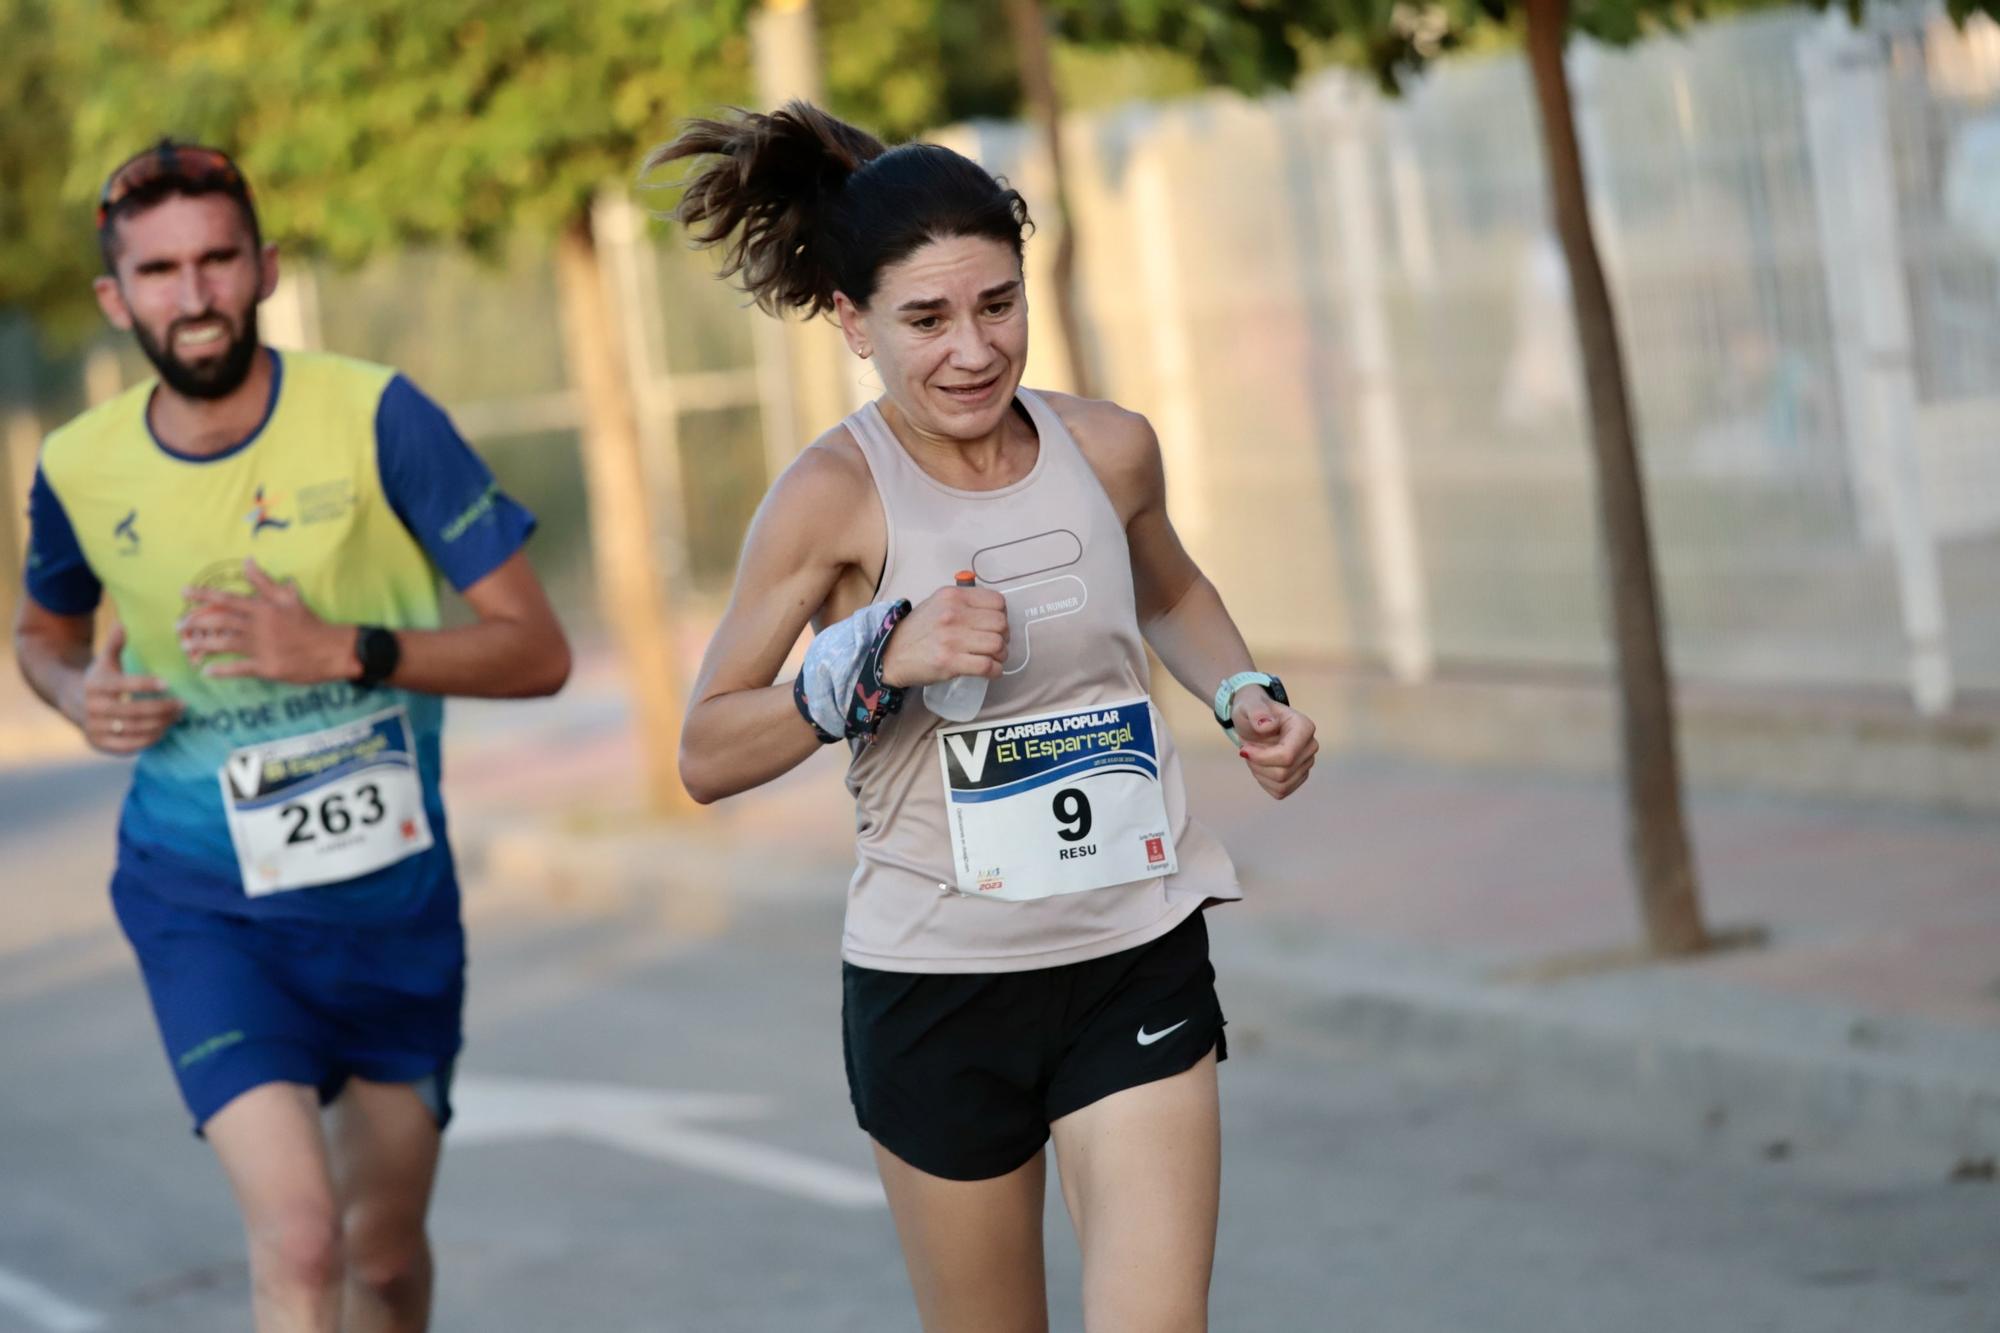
{"left": 354, "top": 626, "right": 401, "bottom": 689}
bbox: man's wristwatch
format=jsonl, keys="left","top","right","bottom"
{"left": 1213, "top": 671, "right": 1288, "bottom": 746}
{"left": 354, "top": 626, "right": 401, "bottom": 689}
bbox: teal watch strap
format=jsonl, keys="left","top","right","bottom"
{"left": 1214, "top": 671, "right": 1283, "bottom": 746}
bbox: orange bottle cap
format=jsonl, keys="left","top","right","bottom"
{"left": 955, "top": 570, "right": 977, "bottom": 586}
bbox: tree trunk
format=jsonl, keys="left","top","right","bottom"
{"left": 1003, "top": 0, "right": 1093, "bottom": 398}
{"left": 0, "top": 410, "right": 32, "bottom": 631}
{"left": 753, "top": 0, "right": 855, "bottom": 441}
{"left": 552, "top": 214, "right": 694, "bottom": 817}
{"left": 1522, "top": 0, "right": 1707, "bottom": 955}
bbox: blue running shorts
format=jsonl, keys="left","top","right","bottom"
{"left": 112, "top": 867, "right": 466, "bottom": 1134}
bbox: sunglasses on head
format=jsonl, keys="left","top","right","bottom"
{"left": 97, "top": 140, "right": 250, "bottom": 230}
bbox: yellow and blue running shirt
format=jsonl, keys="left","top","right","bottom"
{"left": 23, "top": 349, "right": 535, "bottom": 922}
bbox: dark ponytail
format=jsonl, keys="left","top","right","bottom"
{"left": 645, "top": 100, "right": 1032, "bottom": 318}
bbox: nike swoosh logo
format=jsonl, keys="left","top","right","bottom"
{"left": 1136, "top": 1019, "right": 1189, "bottom": 1047}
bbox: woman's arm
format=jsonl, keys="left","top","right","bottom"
{"left": 679, "top": 434, "right": 1011, "bottom": 804}
{"left": 1055, "top": 397, "right": 1319, "bottom": 800}
{"left": 679, "top": 443, "right": 870, "bottom": 803}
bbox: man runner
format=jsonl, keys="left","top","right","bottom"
{"left": 13, "top": 140, "right": 570, "bottom": 1332}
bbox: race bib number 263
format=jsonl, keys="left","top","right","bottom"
{"left": 938, "top": 696, "right": 1176, "bottom": 901}
{"left": 219, "top": 706, "right": 435, "bottom": 896}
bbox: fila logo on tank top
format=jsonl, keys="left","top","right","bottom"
{"left": 840, "top": 389, "right": 1239, "bottom": 974}
{"left": 977, "top": 526, "right": 1087, "bottom": 676}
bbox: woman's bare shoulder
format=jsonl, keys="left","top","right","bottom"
{"left": 1033, "top": 390, "right": 1163, "bottom": 514}
{"left": 750, "top": 420, "right": 884, "bottom": 572}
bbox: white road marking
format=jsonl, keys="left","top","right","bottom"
{"left": 584, "top": 1119, "right": 887, "bottom": 1208}
{"left": 0, "top": 1267, "right": 104, "bottom": 1333}
{"left": 450, "top": 1074, "right": 885, "bottom": 1209}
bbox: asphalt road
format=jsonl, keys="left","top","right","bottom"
{"left": 1, "top": 759, "right": 1994, "bottom": 1332}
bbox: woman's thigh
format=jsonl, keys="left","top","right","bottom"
{"left": 874, "top": 1141, "right": 1051, "bottom": 1333}
{"left": 1050, "top": 1051, "right": 1220, "bottom": 1333}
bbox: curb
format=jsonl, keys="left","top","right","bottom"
{"left": 1212, "top": 922, "right": 2000, "bottom": 1169}
{"left": 453, "top": 814, "right": 2000, "bottom": 1169}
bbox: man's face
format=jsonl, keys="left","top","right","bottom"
{"left": 94, "top": 193, "right": 276, "bottom": 401}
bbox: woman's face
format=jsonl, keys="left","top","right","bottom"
{"left": 838, "top": 233, "right": 1029, "bottom": 441}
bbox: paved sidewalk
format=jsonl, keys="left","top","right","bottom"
{"left": 444, "top": 671, "right": 2000, "bottom": 1164}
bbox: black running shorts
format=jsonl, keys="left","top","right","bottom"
{"left": 841, "top": 908, "right": 1227, "bottom": 1182}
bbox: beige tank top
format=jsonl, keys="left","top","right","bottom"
{"left": 840, "top": 388, "right": 1241, "bottom": 973}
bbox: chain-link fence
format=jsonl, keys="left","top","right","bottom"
{"left": 946, "top": 5, "right": 2000, "bottom": 710}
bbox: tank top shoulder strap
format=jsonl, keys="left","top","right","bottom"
{"left": 836, "top": 402, "right": 905, "bottom": 597}
{"left": 843, "top": 400, "right": 911, "bottom": 488}
{"left": 1013, "top": 388, "right": 1073, "bottom": 466}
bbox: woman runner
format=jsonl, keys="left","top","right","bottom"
{"left": 654, "top": 102, "right": 1318, "bottom": 1333}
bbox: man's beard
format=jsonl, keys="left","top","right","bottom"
{"left": 134, "top": 306, "right": 262, "bottom": 401}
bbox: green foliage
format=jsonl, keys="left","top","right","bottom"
{"left": 5, "top": 0, "right": 757, "bottom": 326}
{"left": 816, "top": 1, "right": 1348, "bottom": 139}
{"left": 1050, "top": 0, "right": 1349, "bottom": 92}
{"left": 816, "top": 0, "right": 1019, "bottom": 139}
{"left": 1037, "top": 0, "right": 1507, "bottom": 97}
{"left": 16, "top": 0, "right": 2000, "bottom": 332}
{"left": 1032, "top": 0, "right": 1497, "bottom": 100}
{"left": 1045, "top": 0, "right": 2000, "bottom": 97}
{"left": 0, "top": 0, "right": 101, "bottom": 340}
{"left": 1051, "top": 44, "right": 1209, "bottom": 111}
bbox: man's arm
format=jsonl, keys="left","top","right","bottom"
{"left": 14, "top": 462, "right": 180, "bottom": 753}
{"left": 182, "top": 550, "right": 569, "bottom": 698}
{"left": 16, "top": 603, "right": 184, "bottom": 754}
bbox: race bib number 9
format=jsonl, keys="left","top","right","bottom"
{"left": 938, "top": 696, "right": 1177, "bottom": 901}
{"left": 218, "top": 706, "right": 435, "bottom": 896}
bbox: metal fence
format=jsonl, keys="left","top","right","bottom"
{"left": 993, "top": 3, "right": 2000, "bottom": 710}
{"left": 276, "top": 208, "right": 780, "bottom": 637}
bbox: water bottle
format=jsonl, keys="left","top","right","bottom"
{"left": 923, "top": 571, "right": 989, "bottom": 723}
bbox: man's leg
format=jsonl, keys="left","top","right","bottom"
{"left": 327, "top": 1077, "right": 445, "bottom": 1333}
{"left": 205, "top": 1082, "right": 344, "bottom": 1333}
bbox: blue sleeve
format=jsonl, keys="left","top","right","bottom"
{"left": 375, "top": 375, "right": 537, "bottom": 592}
{"left": 22, "top": 465, "right": 102, "bottom": 616}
